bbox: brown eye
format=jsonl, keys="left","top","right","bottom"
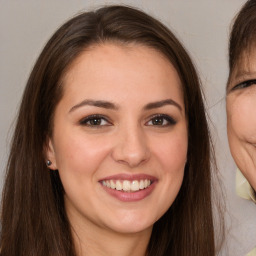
{"left": 88, "top": 118, "right": 103, "bottom": 125}
{"left": 146, "top": 114, "right": 176, "bottom": 126}
{"left": 80, "top": 115, "right": 111, "bottom": 127}
{"left": 152, "top": 116, "right": 165, "bottom": 125}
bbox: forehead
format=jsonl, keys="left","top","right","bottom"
{"left": 67, "top": 42, "right": 174, "bottom": 73}
{"left": 56, "top": 42, "right": 185, "bottom": 114}
{"left": 63, "top": 42, "right": 183, "bottom": 93}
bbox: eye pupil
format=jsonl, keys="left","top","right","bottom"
{"left": 90, "top": 118, "right": 101, "bottom": 125}
{"left": 152, "top": 117, "right": 163, "bottom": 125}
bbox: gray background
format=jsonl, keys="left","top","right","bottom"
{"left": 1, "top": 0, "right": 256, "bottom": 255}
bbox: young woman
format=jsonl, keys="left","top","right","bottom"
{"left": 1, "top": 5, "right": 219, "bottom": 256}
{"left": 226, "top": 0, "right": 256, "bottom": 255}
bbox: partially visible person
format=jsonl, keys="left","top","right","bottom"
{"left": 226, "top": 1, "right": 256, "bottom": 255}
{"left": 0, "top": 5, "right": 222, "bottom": 256}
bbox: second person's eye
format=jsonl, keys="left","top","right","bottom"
{"left": 232, "top": 79, "right": 256, "bottom": 90}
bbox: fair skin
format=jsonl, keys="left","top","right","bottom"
{"left": 46, "top": 43, "right": 188, "bottom": 256}
{"left": 227, "top": 48, "right": 256, "bottom": 191}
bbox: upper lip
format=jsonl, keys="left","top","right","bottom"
{"left": 99, "top": 173, "right": 157, "bottom": 182}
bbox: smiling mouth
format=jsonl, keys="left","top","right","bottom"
{"left": 101, "top": 179, "right": 152, "bottom": 192}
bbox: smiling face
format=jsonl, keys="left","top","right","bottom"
{"left": 227, "top": 48, "right": 256, "bottom": 191}
{"left": 46, "top": 43, "right": 188, "bottom": 237}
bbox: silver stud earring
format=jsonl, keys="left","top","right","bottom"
{"left": 46, "top": 160, "right": 52, "bottom": 166}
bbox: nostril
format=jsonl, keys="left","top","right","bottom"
{"left": 111, "top": 144, "right": 150, "bottom": 167}
{"left": 111, "top": 128, "right": 151, "bottom": 167}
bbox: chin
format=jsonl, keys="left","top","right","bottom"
{"left": 106, "top": 215, "right": 156, "bottom": 234}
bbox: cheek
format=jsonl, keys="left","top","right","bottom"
{"left": 227, "top": 96, "right": 256, "bottom": 142}
{"left": 53, "top": 132, "right": 111, "bottom": 177}
{"left": 152, "top": 131, "right": 187, "bottom": 213}
{"left": 152, "top": 129, "right": 188, "bottom": 172}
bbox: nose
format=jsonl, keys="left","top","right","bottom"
{"left": 111, "top": 125, "right": 150, "bottom": 168}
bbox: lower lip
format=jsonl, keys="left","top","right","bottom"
{"left": 101, "top": 182, "right": 157, "bottom": 202}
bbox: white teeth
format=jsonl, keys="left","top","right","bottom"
{"left": 139, "top": 180, "right": 144, "bottom": 189}
{"left": 102, "top": 179, "right": 151, "bottom": 192}
{"left": 123, "top": 180, "right": 130, "bottom": 191}
{"left": 110, "top": 180, "right": 115, "bottom": 189}
{"left": 106, "top": 180, "right": 111, "bottom": 188}
{"left": 116, "top": 180, "right": 122, "bottom": 190}
{"left": 131, "top": 180, "right": 139, "bottom": 191}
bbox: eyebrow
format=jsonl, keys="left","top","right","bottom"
{"left": 143, "top": 99, "right": 182, "bottom": 111}
{"left": 69, "top": 100, "right": 118, "bottom": 113}
{"left": 69, "top": 98, "right": 182, "bottom": 113}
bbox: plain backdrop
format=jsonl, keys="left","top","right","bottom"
{"left": 1, "top": 0, "right": 256, "bottom": 255}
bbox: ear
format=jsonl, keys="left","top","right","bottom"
{"left": 44, "top": 137, "right": 58, "bottom": 170}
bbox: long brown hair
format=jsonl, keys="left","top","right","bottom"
{"left": 1, "top": 5, "right": 217, "bottom": 255}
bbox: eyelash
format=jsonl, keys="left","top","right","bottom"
{"left": 232, "top": 79, "right": 256, "bottom": 90}
{"left": 79, "top": 114, "right": 176, "bottom": 127}
{"left": 79, "top": 114, "right": 111, "bottom": 127}
{"left": 146, "top": 114, "right": 176, "bottom": 127}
